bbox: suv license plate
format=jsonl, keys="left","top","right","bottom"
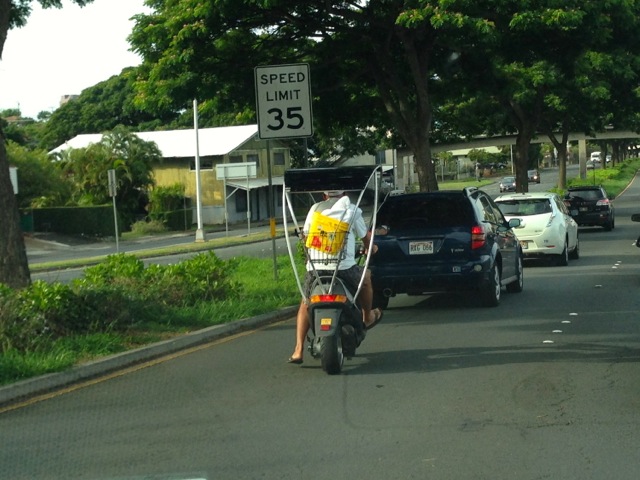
{"left": 409, "top": 241, "right": 434, "bottom": 255}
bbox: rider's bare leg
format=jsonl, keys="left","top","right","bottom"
{"left": 290, "top": 300, "right": 309, "bottom": 361}
{"left": 359, "top": 269, "right": 379, "bottom": 326}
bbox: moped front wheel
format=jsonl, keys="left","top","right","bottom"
{"left": 320, "top": 332, "right": 343, "bottom": 375}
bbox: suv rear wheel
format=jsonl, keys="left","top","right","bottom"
{"left": 604, "top": 218, "right": 615, "bottom": 231}
{"left": 479, "top": 263, "right": 501, "bottom": 307}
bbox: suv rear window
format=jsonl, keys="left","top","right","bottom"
{"left": 568, "top": 189, "right": 603, "bottom": 201}
{"left": 378, "top": 194, "right": 474, "bottom": 229}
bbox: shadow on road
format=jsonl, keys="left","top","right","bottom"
{"left": 346, "top": 342, "right": 640, "bottom": 376}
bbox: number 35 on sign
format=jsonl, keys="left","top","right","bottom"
{"left": 255, "top": 63, "right": 314, "bottom": 140}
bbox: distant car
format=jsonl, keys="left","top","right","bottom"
{"left": 370, "top": 188, "right": 523, "bottom": 308}
{"left": 586, "top": 161, "right": 596, "bottom": 170}
{"left": 590, "top": 151, "right": 602, "bottom": 163}
{"left": 563, "top": 185, "right": 615, "bottom": 231}
{"left": 495, "top": 192, "right": 579, "bottom": 266}
{"left": 527, "top": 169, "right": 540, "bottom": 183}
{"left": 488, "top": 162, "right": 508, "bottom": 170}
{"left": 499, "top": 176, "right": 517, "bottom": 192}
{"left": 380, "top": 176, "right": 394, "bottom": 195}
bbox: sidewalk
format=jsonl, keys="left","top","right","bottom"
{"left": 25, "top": 222, "right": 268, "bottom": 250}
{"left": 24, "top": 220, "right": 278, "bottom": 267}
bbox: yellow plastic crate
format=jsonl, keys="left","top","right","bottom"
{"left": 305, "top": 211, "right": 349, "bottom": 255}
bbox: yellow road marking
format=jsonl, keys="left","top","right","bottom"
{"left": 0, "top": 329, "right": 258, "bottom": 415}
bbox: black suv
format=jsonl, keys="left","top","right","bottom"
{"left": 370, "top": 188, "right": 524, "bottom": 308}
{"left": 563, "top": 186, "right": 615, "bottom": 231}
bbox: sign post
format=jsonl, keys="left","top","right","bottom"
{"left": 107, "top": 169, "right": 119, "bottom": 253}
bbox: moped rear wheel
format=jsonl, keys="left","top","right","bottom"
{"left": 321, "top": 332, "right": 343, "bottom": 375}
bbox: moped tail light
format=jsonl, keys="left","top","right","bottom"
{"left": 310, "top": 294, "right": 347, "bottom": 303}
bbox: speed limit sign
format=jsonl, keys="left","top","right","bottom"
{"left": 255, "top": 63, "right": 313, "bottom": 139}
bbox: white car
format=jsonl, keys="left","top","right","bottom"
{"left": 495, "top": 192, "right": 579, "bottom": 266}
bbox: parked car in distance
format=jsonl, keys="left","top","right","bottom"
{"left": 527, "top": 169, "right": 541, "bottom": 183}
{"left": 586, "top": 161, "right": 596, "bottom": 170}
{"left": 590, "top": 151, "right": 602, "bottom": 163}
{"left": 370, "top": 187, "right": 523, "bottom": 308}
{"left": 563, "top": 185, "right": 615, "bottom": 231}
{"left": 488, "top": 162, "right": 508, "bottom": 170}
{"left": 499, "top": 176, "right": 517, "bottom": 192}
{"left": 495, "top": 192, "right": 579, "bottom": 266}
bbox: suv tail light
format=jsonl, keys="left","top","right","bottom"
{"left": 596, "top": 198, "right": 610, "bottom": 207}
{"left": 471, "top": 224, "right": 486, "bottom": 249}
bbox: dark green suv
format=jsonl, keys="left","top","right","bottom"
{"left": 370, "top": 188, "right": 524, "bottom": 308}
{"left": 564, "top": 186, "right": 615, "bottom": 231}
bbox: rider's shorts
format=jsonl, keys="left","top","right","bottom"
{"left": 303, "top": 265, "right": 365, "bottom": 300}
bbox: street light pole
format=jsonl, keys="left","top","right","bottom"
{"left": 193, "top": 99, "right": 206, "bottom": 243}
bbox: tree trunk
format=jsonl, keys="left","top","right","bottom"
{"left": 368, "top": 25, "right": 438, "bottom": 192}
{"left": 0, "top": 130, "right": 31, "bottom": 289}
{"left": 557, "top": 146, "right": 568, "bottom": 189}
{"left": 0, "top": 0, "right": 31, "bottom": 288}
{"left": 413, "top": 144, "right": 438, "bottom": 192}
{"left": 514, "top": 131, "right": 533, "bottom": 193}
{"left": 546, "top": 126, "right": 570, "bottom": 189}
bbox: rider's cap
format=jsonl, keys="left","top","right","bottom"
{"left": 324, "top": 190, "right": 345, "bottom": 197}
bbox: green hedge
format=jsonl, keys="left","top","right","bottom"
{"left": 150, "top": 208, "right": 194, "bottom": 231}
{"left": 31, "top": 205, "right": 119, "bottom": 237}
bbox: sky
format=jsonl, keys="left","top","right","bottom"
{"left": 0, "top": 0, "right": 150, "bottom": 119}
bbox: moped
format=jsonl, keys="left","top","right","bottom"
{"left": 282, "top": 166, "right": 382, "bottom": 374}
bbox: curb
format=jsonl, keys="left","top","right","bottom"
{"left": 0, "top": 306, "right": 297, "bottom": 409}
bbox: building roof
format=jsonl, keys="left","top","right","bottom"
{"left": 227, "top": 176, "right": 285, "bottom": 191}
{"left": 50, "top": 124, "right": 259, "bottom": 158}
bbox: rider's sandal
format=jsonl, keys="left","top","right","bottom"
{"left": 365, "top": 309, "right": 384, "bottom": 330}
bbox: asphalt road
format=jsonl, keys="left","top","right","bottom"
{"left": 4, "top": 165, "right": 639, "bottom": 479}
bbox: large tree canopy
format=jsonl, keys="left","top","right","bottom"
{"left": 128, "top": 0, "right": 640, "bottom": 194}
{"left": 38, "top": 67, "right": 174, "bottom": 151}
{"left": 0, "top": 0, "right": 94, "bottom": 288}
{"left": 129, "top": 0, "right": 498, "bottom": 192}
{"left": 417, "top": 0, "right": 640, "bottom": 192}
